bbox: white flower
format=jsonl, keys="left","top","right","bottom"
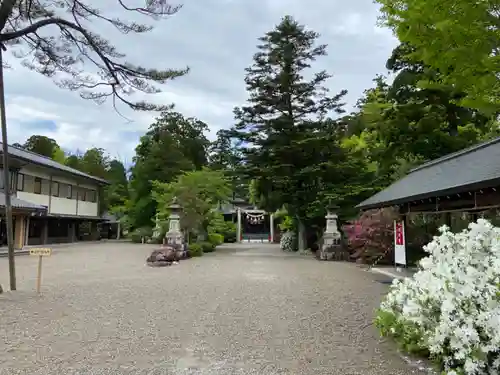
{"left": 379, "top": 219, "right": 500, "bottom": 375}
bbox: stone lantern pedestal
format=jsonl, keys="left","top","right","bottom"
{"left": 165, "top": 197, "right": 184, "bottom": 251}
{"left": 146, "top": 198, "right": 187, "bottom": 267}
{"left": 319, "top": 204, "right": 346, "bottom": 261}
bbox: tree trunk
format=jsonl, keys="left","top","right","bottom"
{"left": 297, "top": 219, "right": 306, "bottom": 251}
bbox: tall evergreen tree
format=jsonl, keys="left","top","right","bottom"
{"left": 230, "top": 16, "right": 350, "bottom": 249}
{"left": 208, "top": 129, "right": 247, "bottom": 199}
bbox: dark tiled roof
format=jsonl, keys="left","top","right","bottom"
{"left": 0, "top": 193, "right": 47, "bottom": 211}
{"left": 102, "top": 211, "right": 118, "bottom": 223}
{"left": 0, "top": 143, "right": 109, "bottom": 185}
{"left": 357, "top": 137, "right": 500, "bottom": 210}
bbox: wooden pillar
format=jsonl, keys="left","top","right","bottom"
{"left": 68, "top": 221, "right": 76, "bottom": 242}
{"left": 237, "top": 208, "right": 242, "bottom": 243}
{"left": 270, "top": 213, "right": 274, "bottom": 243}
{"left": 14, "top": 215, "right": 27, "bottom": 249}
{"left": 90, "top": 221, "right": 99, "bottom": 240}
{"left": 444, "top": 212, "right": 452, "bottom": 231}
{"left": 41, "top": 219, "right": 49, "bottom": 244}
{"left": 24, "top": 216, "right": 30, "bottom": 246}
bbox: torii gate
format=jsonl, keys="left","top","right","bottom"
{"left": 236, "top": 207, "right": 274, "bottom": 243}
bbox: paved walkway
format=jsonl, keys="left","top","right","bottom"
{"left": 0, "top": 242, "right": 426, "bottom": 374}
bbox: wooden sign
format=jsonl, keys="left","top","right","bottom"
{"left": 29, "top": 248, "right": 52, "bottom": 293}
{"left": 30, "top": 248, "right": 52, "bottom": 256}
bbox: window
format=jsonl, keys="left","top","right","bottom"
{"left": 34, "top": 177, "right": 42, "bottom": 194}
{"left": 66, "top": 184, "right": 72, "bottom": 199}
{"left": 78, "top": 188, "right": 86, "bottom": 201}
{"left": 0, "top": 170, "right": 15, "bottom": 191}
{"left": 87, "top": 190, "right": 97, "bottom": 203}
{"left": 10, "top": 172, "right": 15, "bottom": 191}
{"left": 17, "top": 173, "right": 24, "bottom": 191}
{"left": 71, "top": 185, "right": 78, "bottom": 199}
{"left": 51, "top": 181, "right": 59, "bottom": 197}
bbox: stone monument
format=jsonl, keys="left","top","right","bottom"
{"left": 318, "top": 204, "right": 344, "bottom": 261}
{"left": 152, "top": 212, "right": 161, "bottom": 239}
{"left": 147, "top": 197, "right": 185, "bottom": 267}
{"left": 165, "top": 197, "right": 184, "bottom": 251}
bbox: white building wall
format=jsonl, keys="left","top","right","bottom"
{"left": 16, "top": 191, "right": 50, "bottom": 207}
{"left": 77, "top": 201, "right": 98, "bottom": 217}
{"left": 50, "top": 197, "right": 77, "bottom": 215}
{"left": 17, "top": 165, "right": 100, "bottom": 217}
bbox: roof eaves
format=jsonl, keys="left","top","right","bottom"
{"left": 356, "top": 177, "right": 500, "bottom": 211}
{"left": 410, "top": 136, "right": 500, "bottom": 173}
{"left": 5, "top": 144, "right": 109, "bottom": 185}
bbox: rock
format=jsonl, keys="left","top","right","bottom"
{"left": 147, "top": 260, "right": 172, "bottom": 267}
{"left": 146, "top": 247, "right": 177, "bottom": 266}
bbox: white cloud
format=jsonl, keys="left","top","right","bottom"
{"left": 3, "top": 0, "right": 398, "bottom": 162}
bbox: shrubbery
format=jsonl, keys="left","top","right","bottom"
{"left": 188, "top": 243, "right": 203, "bottom": 257}
{"left": 187, "top": 241, "right": 215, "bottom": 255}
{"left": 208, "top": 213, "right": 237, "bottom": 243}
{"left": 129, "top": 226, "right": 153, "bottom": 243}
{"left": 342, "top": 208, "right": 396, "bottom": 264}
{"left": 200, "top": 241, "right": 215, "bottom": 253}
{"left": 375, "top": 219, "right": 500, "bottom": 375}
{"left": 280, "top": 231, "right": 296, "bottom": 251}
{"left": 208, "top": 233, "right": 224, "bottom": 247}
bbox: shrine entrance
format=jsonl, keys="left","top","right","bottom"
{"left": 236, "top": 209, "right": 275, "bottom": 243}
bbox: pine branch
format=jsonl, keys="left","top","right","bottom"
{"left": 0, "top": 0, "right": 188, "bottom": 114}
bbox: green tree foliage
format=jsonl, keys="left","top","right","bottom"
{"left": 152, "top": 168, "right": 231, "bottom": 238}
{"left": 352, "top": 43, "right": 497, "bottom": 180}
{"left": 208, "top": 129, "right": 240, "bottom": 172}
{"left": 23, "top": 135, "right": 62, "bottom": 158}
{"left": 79, "top": 148, "right": 110, "bottom": 179}
{"left": 77, "top": 148, "right": 111, "bottom": 214}
{"left": 0, "top": 1, "right": 188, "bottom": 111}
{"left": 106, "top": 160, "right": 129, "bottom": 209}
{"left": 376, "top": 0, "right": 499, "bottom": 112}
{"left": 128, "top": 111, "right": 210, "bottom": 228}
{"left": 229, "top": 16, "right": 376, "bottom": 248}
{"left": 52, "top": 147, "right": 66, "bottom": 164}
{"left": 64, "top": 154, "right": 83, "bottom": 170}
{"left": 208, "top": 129, "right": 247, "bottom": 199}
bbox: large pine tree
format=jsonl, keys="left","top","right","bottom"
{"left": 230, "top": 16, "right": 350, "bottom": 249}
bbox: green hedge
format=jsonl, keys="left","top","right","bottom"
{"left": 200, "top": 241, "right": 216, "bottom": 253}
{"left": 208, "top": 233, "right": 224, "bottom": 246}
{"left": 189, "top": 243, "right": 204, "bottom": 257}
{"left": 130, "top": 227, "right": 153, "bottom": 243}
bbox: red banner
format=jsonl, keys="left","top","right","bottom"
{"left": 395, "top": 222, "right": 404, "bottom": 245}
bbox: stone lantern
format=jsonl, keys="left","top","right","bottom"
{"left": 319, "top": 203, "right": 342, "bottom": 260}
{"left": 165, "top": 197, "right": 184, "bottom": 249}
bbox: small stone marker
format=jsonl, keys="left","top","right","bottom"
{"left": 29, "top": 248, "right": 52, "bottom": 293}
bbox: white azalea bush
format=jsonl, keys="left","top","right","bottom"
{"left": 375, "top": 219, "right": 500, "bottom": 375}
{"left": 280, "top": 231, "right": 296, "bottom": 251}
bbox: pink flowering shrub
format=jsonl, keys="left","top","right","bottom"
{"left": 342, "top": 208, "right": 397, "bottom": 264}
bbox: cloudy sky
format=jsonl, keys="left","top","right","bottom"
{"left": 4, "top": 0, "right": 398, "bottom": 164}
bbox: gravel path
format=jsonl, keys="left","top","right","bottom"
{"left": 0, "top": 242, "right": 426, "bottom": 375}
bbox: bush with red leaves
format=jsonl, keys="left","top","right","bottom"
{"left": 342, "top": 208, "right": 397, "bottom": 264}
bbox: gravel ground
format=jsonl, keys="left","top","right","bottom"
{"left": 0, "top": 242, "right": 427, "bottom": 375}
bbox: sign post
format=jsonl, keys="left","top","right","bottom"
{"left": 394, "top": 220, "right": 407, "bottom": 267}
{"left": 29, "top": 248, "right": 52, "bottom": 293}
